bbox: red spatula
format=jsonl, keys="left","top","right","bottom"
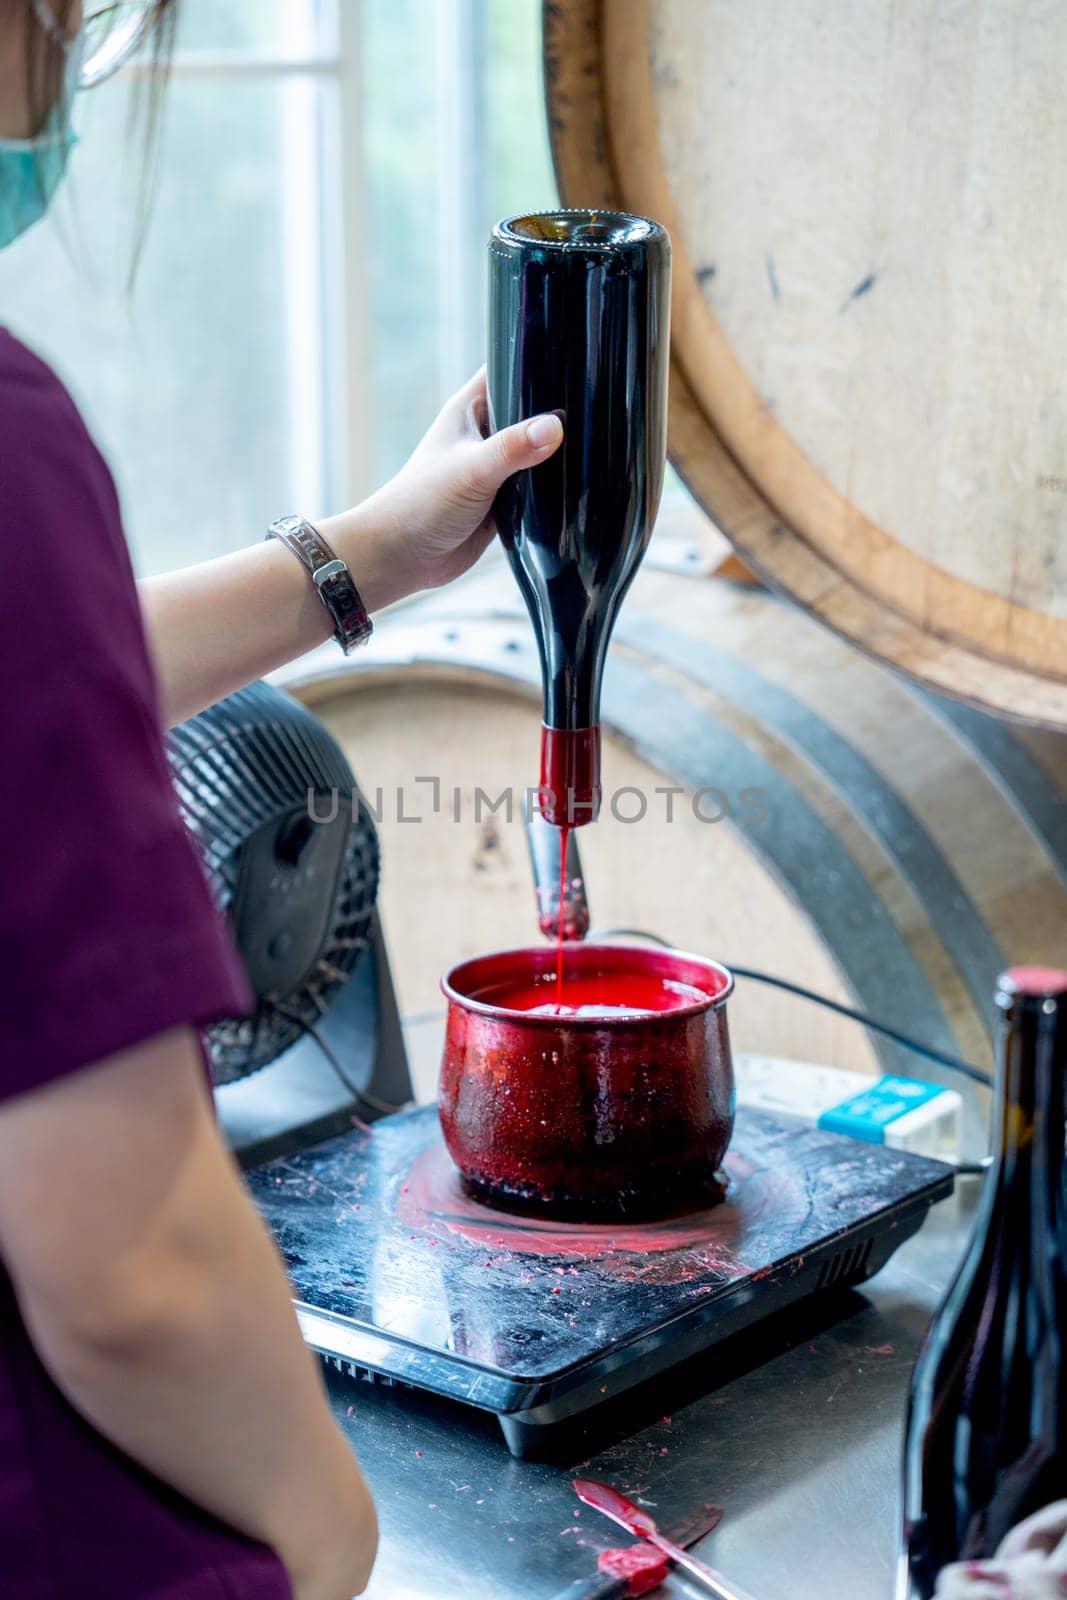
{"left": 572, "top": 1479, "right": 760, "bottom": 1600}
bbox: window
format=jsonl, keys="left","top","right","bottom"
{"left": 0, "top": 0, "right": 556, "bottom": 575}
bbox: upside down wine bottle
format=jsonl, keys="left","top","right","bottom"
{"left": 897, "top": 966, "right": 1067, "bottom": 1598}
{"left": 487, "top": 211, "right": 671, "bottom": 828}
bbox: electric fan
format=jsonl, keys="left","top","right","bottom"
{"left": 166, "top": 680, "right": 380, "bottom": 1086}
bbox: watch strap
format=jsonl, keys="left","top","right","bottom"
{"left": 266, "top": 515, "right": 372, "bottom": 654}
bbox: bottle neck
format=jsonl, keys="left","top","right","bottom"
{"left": 988, "top": 991, "right": 1066, "bottom": 1227}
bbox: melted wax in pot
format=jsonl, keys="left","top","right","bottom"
{"left": 492, "top": 972, "right": 710, "bottom": 1019}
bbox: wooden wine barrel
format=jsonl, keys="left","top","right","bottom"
{"left": 543, "top": 0, "right": 1067, "bottom": 726}
{"left": 273, "top": 562, "right": 1067, "bottom": 1116}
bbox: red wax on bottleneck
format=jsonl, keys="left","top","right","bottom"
{"left": 540, "top": 724, "right": 601, "bottom": 828}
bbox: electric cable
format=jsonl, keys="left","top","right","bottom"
{"left": 590, "top": 926, "right": 993, "bottom": 1088}
{"left": 266, "top": 999, "right": 408, "bottom": 1118}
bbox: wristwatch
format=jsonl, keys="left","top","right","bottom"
{"left": 266, "top": 515, "right": 372, "bottom": 655}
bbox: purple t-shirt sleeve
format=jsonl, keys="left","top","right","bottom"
{"left": 0, "top": 331, "right": 251, "bottom": 1098}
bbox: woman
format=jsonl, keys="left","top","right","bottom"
{"left": 0, "top": 3, "right": 563, "bottom": 1597}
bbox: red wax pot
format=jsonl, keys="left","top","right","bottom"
{"left": 439, "top": 944, "right": 735, "bottom": 1222}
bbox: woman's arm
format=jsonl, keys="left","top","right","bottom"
{"left": 0, "top": 1026, "right": 377, "bottom": 1600}
{"left": 140, "top": 370, "right": 563, "bottom": 727}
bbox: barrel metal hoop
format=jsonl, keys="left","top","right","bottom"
{"left": 618, "top": 610, "right": 1007, "bottom": 1030}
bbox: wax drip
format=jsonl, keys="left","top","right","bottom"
{"left": 554, "top": 823, "right": 570, "bottom": 1011}
{"left": 596, "top": 1544, "right": 669, "bottom": 1596}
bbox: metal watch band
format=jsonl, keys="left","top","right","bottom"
{"left": 265, "top": 515, "right": 372, "bottom": 655}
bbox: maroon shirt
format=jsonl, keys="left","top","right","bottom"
{"left": 0, "top": 329, "right": 293, "bottom": 1599}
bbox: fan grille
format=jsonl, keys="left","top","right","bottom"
{"left": 167, "top": 682, "right": 380, "bottom": 1085}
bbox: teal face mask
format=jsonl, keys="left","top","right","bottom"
{"left": 0, "top": 125, "right": 78, "bottom": 250}
{"left": 0, "top": 12, "right": 86, "bottom": 250}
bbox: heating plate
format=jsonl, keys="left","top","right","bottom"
{"left": 246, "top": 1104, "right": 953, "bottom": 1456}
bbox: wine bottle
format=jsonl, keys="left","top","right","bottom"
{"left": 487, "top": 210, "right": 671, "bottom": 827}
{"left": 897, "top": 965, "right": 1067, "bottom": 1598}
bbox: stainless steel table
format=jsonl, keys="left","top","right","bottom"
{"left": 330, "top": 1175, "right": 974, "bottom": 1600}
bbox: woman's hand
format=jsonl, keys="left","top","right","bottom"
{"left": 318, "top": 367, "right": 563, "bottom": 611}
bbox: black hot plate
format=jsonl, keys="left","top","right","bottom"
{"left": 245, "top": 1104, "right": 952, "bottom": 1457}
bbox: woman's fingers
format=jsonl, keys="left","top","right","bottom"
{"left": 472, "top": 412, "right": 563, "bottom": 494}
{"left": 433, "top": 367, "right": 489, "bottom": 442}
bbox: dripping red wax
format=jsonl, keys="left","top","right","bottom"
{"left": 555, "top": 822, "right": 569, "bottom": 1011}
{"left": 540, "top": 821, "right": 713, "bottom": 1020}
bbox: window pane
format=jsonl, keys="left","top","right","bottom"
{"left": 174, "top": 0, "right": 327, "bottom": 56}
{"left": 487, "top": 0, "right": 557, "bottom": 224}
{"left": 360, "top": 0, "right": 556, "bottom": 487}
{"left": 0, "top": 74, "right": 328, "bottom": 574}
{"left": 362, "top": 0, "right": 440, "bottom": 484}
